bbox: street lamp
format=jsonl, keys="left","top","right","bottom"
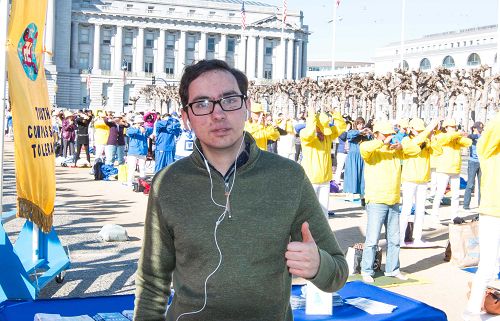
{"left": 121, "top": 59, "right": 128, "bottom": 112}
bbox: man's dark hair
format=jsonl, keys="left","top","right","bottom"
{"left": 179, "top": 59, "right": 248, "bottom": 109}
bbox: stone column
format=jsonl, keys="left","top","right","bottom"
{"left": 198, "top": 31, "right": 207, "bottom": 61}
{"left": 135, "top": 27, "right": 144, "bottom": 72}
{"left": 114, "top": 25, "right": 123, "bottom": 71}
{"left": 257, "top": 36, "right": 264, "bottom": 79}
{"left": 237, "top": 35, "right": 247, "bottom": 72}
{"left": 301, "top": 40, "right": 308, "bottom": 79}
{"left": 295, "top": 39, "right": 303, "bottom": 79}
{"left": 278, "top": 38, "right": 286, "bottom": 79}
{"left": 219, "top": 34, "right": 227, "bottom": 60}
{"left": 45, "top": 0, "right": 56, "bottom": 64}
{"left": 70, "top": 21, "right": 79, "bottom": 69}
{"left": 176, "top": 30, "right": 186, "bottom": 77}
{"left": 156, "top": 29, "right": 165, "bottom": 74}
{"left": 93, "top": 24, "right": 101, "bottom": 70}
{"left": 246, "top": 35, "right": 257, "bottom": 79}
{"left": 287, "top": 38, "right": 294, "bottom": 79}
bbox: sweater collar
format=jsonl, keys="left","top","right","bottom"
{"left": 191, "top": 131, "right": 260, "bottom": 179}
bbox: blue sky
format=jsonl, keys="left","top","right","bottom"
{"left": 264, "top": 0, "right": 498, "bottom": 62}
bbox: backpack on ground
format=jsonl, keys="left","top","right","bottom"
{"left": 93, "top": 158, "right": 104, "bottom": 180}
{"left": 345, "top": 242, "right": 382, "bottom": 275}
{"left": 138, "top": 178, "right": 151, "bottom": 194}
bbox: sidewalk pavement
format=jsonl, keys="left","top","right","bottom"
{"left": 2, "top": 140, "right": 483, "bottom": 321}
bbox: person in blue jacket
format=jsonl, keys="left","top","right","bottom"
{"left": 463, "top": 121, "right": 483, "bottom": 210}
{"left": 153, "top": 115, "right": 181, "bottom": 173}
{"left": 126, "top": 115, "right": 153, "bottom": 187}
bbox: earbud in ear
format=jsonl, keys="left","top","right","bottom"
{"left": 186, "top": 120, "right": 192, "bottom": 131}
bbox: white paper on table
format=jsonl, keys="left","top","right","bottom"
{"left": 305, "top": 281, "right": 333, "bottom": 315}
{"left": 345, "top": 297, "right": 397, "bottom": 315}
{"left": 34, "top": 314, "right": 94, "bottom": 321}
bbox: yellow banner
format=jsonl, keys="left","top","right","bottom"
{"left": 7, "top": 0, "right": 55, "bottom": 233}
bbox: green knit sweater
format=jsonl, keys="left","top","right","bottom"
{"left": 134, "top": 134, "right": 348, "bottom": 321}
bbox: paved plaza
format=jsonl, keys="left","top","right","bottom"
{"left": 1, "top": 140, "right": 486, "bottom": 321}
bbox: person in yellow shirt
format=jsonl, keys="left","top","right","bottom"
{"left": 463, "top": 112, "right": 500, "bottom": 320}
{"left": 400, "top": 119, "right": 441, "bottom": 247}
{"left": 93, "top": 110, "right": 110, "bottom": 159}
{"left": 431, "top": 119, "right": 472, "bottom": 223}
{"left": 244, "top": 102, "right": 280, "bottom": 150}
{"left": 359, "top": 120, "right": 420, "bottom": 283}
{"left": 300, "top": 106, "right": 346, "bottom": 217}
{"left": 276, "top": 113, "right": 296, "bottom": 160}
{"left": 427, "top": 128, "right": 442, "bottom": 200}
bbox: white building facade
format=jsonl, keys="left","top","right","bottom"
{"left": 372, "top": 25, "right": 499, "bottom": 123}
{"left": 46, "top": 0, "right": 309, "bottom": 112}
{"left": 374, "top": 25, "right": 497, "bottom": 74}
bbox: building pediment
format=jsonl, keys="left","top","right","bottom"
{"left": 251, "top": 15, "right": 299, "bottom": 31}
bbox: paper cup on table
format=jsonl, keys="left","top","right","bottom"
{"left": 305, "top": 281, "right": 333, "bottom": 315}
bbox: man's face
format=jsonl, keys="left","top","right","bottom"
{"left": 181, "top": 69, "right": 248, "bottom": 154}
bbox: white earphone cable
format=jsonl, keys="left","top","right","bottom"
{"left": 175, "top": 133, "right": 245, "bottom": 321}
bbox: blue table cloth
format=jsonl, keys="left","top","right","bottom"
{"left": 293, "top": 281, "right": 447, "bottom": 321}
{"left": 0, "top": 281, "right": 447, "bottom": 321}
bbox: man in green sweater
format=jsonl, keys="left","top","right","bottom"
{"left": 134, "top": 59, "right": 348, "bottom": 321}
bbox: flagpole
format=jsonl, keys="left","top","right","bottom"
{"left": 0, "top": 0, "right": 10, "bottom": 221}
{"left": 281, "top": 0, "right": 286, "bottom": 79}
{"left": 331, "top": 0, "right": 338, "bottom": 76}
{"left": 400, "top": 0, "right": 406, "bottom": 69}
{"left": 497, "top": 0, "right": 500, "bottom": 73}
{"left": 240, "top": 1, "right": 246, "bottom": 73}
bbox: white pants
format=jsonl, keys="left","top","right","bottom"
{"left": 432, "top": 172, "right": 460, "bottom": 220}
{"left": 95, "top": 144, "right": 106, "bottom": 160}
{"left": 428, "top": 168, "right": 437, "bottom": 197}
{"left": 312, "top": 182, "right": 330, "bottom": 218}
{"left": 127, "top": 155, "right": 146, "bottom": 185}
{"left": 466, "top": 215, "right": 500, "bottom": 313}
{"left": 400, "top": 182, "right": 427, "bottom": 242}
{"left": 334, "top": 153, "right": 347, "bottom": 183}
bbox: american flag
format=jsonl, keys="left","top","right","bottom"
{"left": 336, "top": 0, "right": 341, "bottom": 7}
{"left": 241, "top": 1, "right": 246, "bottom": 31}
{"left": 282, "top": 0, "right": 287, "bottom": 26}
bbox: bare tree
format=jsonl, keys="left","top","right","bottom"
{"left": 379, "top": 68, "right": 412, "bottom": 119}
{"left": 129, "top": 96, "right": 140, "bottom": 111}
{"left": 460, "top": 65, "right": 488, "bottom": 129}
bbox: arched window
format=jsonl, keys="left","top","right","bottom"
{"left": 420, "top": 58, "right": 431, "bottom": 71}
{"left": 442, "top": 55, "right": 455, "bottom": 69}
{"left": 467, "top": 53, "right": 481, "bottom": 66}
{"left": 399, "top": 60, "right": 409, "bottom": 71}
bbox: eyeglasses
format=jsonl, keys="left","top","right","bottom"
{"left": 186, "top": 94, "right": 247, "bottom": 116}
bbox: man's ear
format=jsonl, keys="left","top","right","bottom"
{"left": 245, "top": 98, "right": 251, "bottom": 120}
{"left": 181, "top": 109, "right": 191, "bottom": 131}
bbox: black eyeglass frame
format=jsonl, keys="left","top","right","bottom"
{"left": 185, "top": 94, "right": 247, "bottom": 116}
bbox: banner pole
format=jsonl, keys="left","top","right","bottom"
{"left": 0, "top": 0, "right": 10, "bottom": 222}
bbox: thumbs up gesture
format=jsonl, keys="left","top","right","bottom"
{"left": 285, "top": 222, "right": 320, "bottom": 279}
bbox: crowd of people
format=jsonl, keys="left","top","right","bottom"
{"left": 7, "top": 58, "right": 496, "bottom": 321}
{"left": 133, "top": 60, "right": 500, "bottom": 321}
{"left": 50, "top": 108, "right": 193, "bottom": 186}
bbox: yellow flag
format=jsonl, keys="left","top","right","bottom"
{"left": 7, "top": 0, "right": 55, "bottom": 233}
